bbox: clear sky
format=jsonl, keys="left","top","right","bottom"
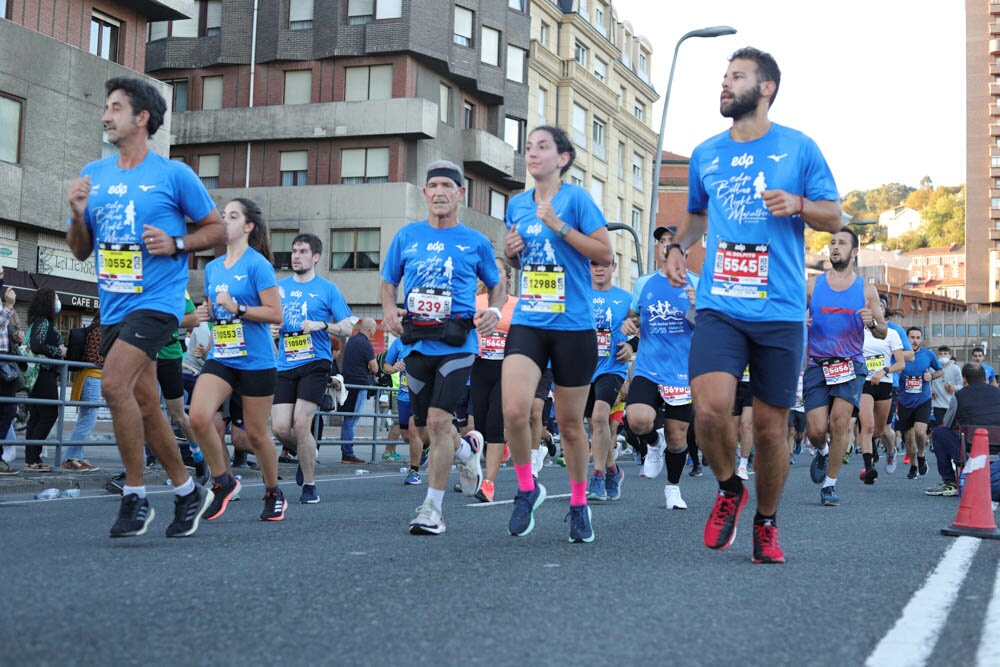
{"left": 609, "top": 0, "right": 967, "bottom": 194}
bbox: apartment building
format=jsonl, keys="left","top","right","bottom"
{"left": 145, "top": 0, "right": 528, "bottom": 313}
{"left": 967, "top": 0, "right": 1000, "bottom": 304}
{"left": 527, "top": 0, "right": 658, "bottom": 291}
{"left": 0, "top": 0, "right": 189, "bottom": 329}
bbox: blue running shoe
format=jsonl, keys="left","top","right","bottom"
{"left": 605, "top": 467, "right": 624, "bottom": 501}
{"left": 404, "top": 470, "right": 421, "bottom": 485}
{"left": 810, "top": 451, "right": 829, "bottom": 484}
{"left": 295, "top": 464, "right": 303, "bottom": 487}
{"left": 508, "top": 483, "right": 546, "bottom": 536}
{"left": 419, "top": 445, "right": 429, "bottom": 467}
{"left": 820, "top": 485, "right": 840, "bottom": 506}
{"left": 299, "top": 484, "right": 320, "bottom": 504}
{"left": 587, "top": 473, "right": 607, "bottom": 501}
{"left": 566, "top": 504, "right": 594, "bottom": 543}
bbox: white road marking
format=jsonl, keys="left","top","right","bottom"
{"left": 466, "top": 493, "right": 571, "bottom": 507}
{"left": 976, "top": 556, "right": 1000, "bottom": 667}
{"left": 865, "top": 536, "right": 981, "bottom": 667}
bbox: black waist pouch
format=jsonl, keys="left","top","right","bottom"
{"left": 401, "top": 317, "right": 474, "bottom": 346}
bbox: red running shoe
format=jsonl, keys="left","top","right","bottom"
{"left": 752, "top": 521, "right": 786, "bottom": 564}
{"left": 903, "top": 454, "right": 911, "bottom": 465}
{"left": 703, "top": 483, "right": 747, "bottom": 550}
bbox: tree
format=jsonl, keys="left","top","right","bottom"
{"left": 884, "top": 229, "right": 929, "bottom": 252}
{"left": 864, "top": 183, "right": 916, "bottom": 214}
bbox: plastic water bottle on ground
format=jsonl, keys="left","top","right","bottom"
{"left": 355, "top": 469, "right": 371, "bottom": 476}
{"left": 34, "top": 488, "right": 60, "bottom": 500}
{"left": 62, "top": 488, "right": 80, "bottom": 498}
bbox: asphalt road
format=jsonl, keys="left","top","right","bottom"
{"left": 2, "top": 453, "right": 998, "bottom": 667}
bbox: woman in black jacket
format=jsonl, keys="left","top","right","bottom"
{"left": 25, "top": 288, "right": 66, "bottom": 472}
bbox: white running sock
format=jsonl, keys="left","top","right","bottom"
{"left": 174, "top": 476, "right": 195, "bottom": 496}
{"left": 122, "top": 485, "right": 147, "bottom": 499}
{"left": 455, "top": 439, "right": 473, "bottom": 462}
{"left": 823, "top": 476, "right": 837, "bottom": 488}
{"left": 426, "top": 487, "right": 445, "bottom": 511}
{"left": 818, "top": 445, "right": 830, "bottom": 456}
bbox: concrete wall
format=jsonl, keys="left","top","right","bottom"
{"left": 0, "top": 19, "right": 172, "bottom": 241}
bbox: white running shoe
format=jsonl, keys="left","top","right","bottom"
{"left": 886, "top": 453, "right": 897, "bottom": 474}
{"left": 664, "top": 484, "right": 687, "bottom": 510}
{"left": 409, "top": 499, "right": 445, "bottom": 535}
{"left": 531, "top": 444, "right": 546, "bottom": 476}
{"left": 643, "top": 430, "right": 666, "bottom": 479}
{"left": 455, "top": 430, "right": 484, "bottom": 496}
{"left": 737, "top": 464, "right": 749, "bottom": 481}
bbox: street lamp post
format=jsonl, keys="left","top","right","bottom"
{"left": 646, "top": 26, "right": 737, "bottom": 273}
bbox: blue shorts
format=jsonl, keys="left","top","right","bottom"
{"left": 397, "top": 397, "right": 412, "bottom": 429}
{"left": 802, "top": 361, "right": 866, "bottom": 412}
{"left": 688, "top": 309, "right": 805, "bottom": 409}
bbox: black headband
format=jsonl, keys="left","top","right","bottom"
{"left": 426, "top": 167, "right": 462, "bottom": 186}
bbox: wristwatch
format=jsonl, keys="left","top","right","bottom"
{"left": 172, "top": 236, "right": 186, "bottom": 255}
{"left": 237, "top": 303, "right": 247, "bottom": 317}
{"left": 556, "top": 222, "right": 571, "bottom": 239}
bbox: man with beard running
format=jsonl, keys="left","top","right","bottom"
{"left": 898, "top": 327, "right": 943, "bottom": 479}
{"left": 665, "top": 47, "right": 843, "bottom": 563}
{"left": 804, "top": 228, "right": 886, "bottom": 506}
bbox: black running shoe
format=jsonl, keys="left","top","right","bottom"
{"left": 105, "top": 472, "right": 126, "bottom": 495}
{"left": 109, "top": 493, "right": 155, "bottom": 538}
{"left": 204, "top": 476, "right": 241, "bottom": 521}
{"left": 166, "top": 485, "right": 214, "bottom": 538}
{"left": 260, "top": 488, "right": 286, "bottom": 521}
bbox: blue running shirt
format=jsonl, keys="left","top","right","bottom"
{"left": 591, "top": 285, "right": 632, "bottom": 382}
{"left": 687, "top": 123, "right": 839, "bottom": 322}
{"left": 381, "top": 221, "right": 498, "bottom": 357}
{"left": 204, "top": 248, "right": 278, "bottom": 370}
{"left": 506, "top": 182, "right": 607, "bottom": 330}
{"left": 276, "top": 275, "right": 351, "bottom": 371}
{"left": 807, "top": 274, "right": 867, "bottom": 366}
{"left": 74, "top": 152, "right": 216, "bottom": 325}
{"left": 898, "top": 348, "right": 942, "bottom": 408}
{"left": 630, "top": 270, "right": 698, "bottom": 388}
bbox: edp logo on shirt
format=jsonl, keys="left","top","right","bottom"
{"left": 730, "top": 154, "right": 754, "bottom": 168}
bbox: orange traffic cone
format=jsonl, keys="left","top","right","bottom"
{"left": 941, "top": 428, "right": 1000, "bottom": 539}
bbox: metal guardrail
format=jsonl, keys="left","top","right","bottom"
{"left": 0, "top": 352, "right": 408, "bottom": 465}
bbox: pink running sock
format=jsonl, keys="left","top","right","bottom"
{"left": 514, "top": 463, "right": 535, "bottom": 491}
{"left": 570, "top": 480, "right": 587, "bottom": 505}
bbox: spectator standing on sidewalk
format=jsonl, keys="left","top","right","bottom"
{"left": 0, "top": 280, "right": 19, "bottom": 474}
{"left": 340, "top": 317, "right": 378, "bottom": 464}
{"left": 24, "top": 288, "right": 67, "bottom": 473}
{"left": 65, "top": 312, "right": 103, "bottom": 471}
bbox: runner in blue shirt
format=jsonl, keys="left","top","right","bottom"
{"left": 803, "top": 228, "right": 886, "bottom": 506}
{"left": 270, "top": 233, "right": 352, "bottom": 505}
{"left": 384, "top": 335, "right": 424, "bottom": 486}
{"left": 971, "top": 347, "right": 997, "bottom": 385}
{"left": 898, "top": 327, "right": 944, "bottom": 479}
{"left": 584, "top": 257, "right": 632, "bottom": 503}
{"left": 189, "top": 197, "right": 285, "bottom": 523}
{"left": 883, "top": 314, "right": 914, "bottom": 454}
{"left": 622, "top": 225, "right": 698, "bottom": 510}
{"left": 664, "top": 47, "right": 844, "bottom": 564}
{"left": 501, "top": 126, "right": 612, "bottom": 543}
{"left": 381, "top": 160, "right": 504, "bottom": 535}
{"left": 66, "top": 77, "right": 224, "bottom": 539}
